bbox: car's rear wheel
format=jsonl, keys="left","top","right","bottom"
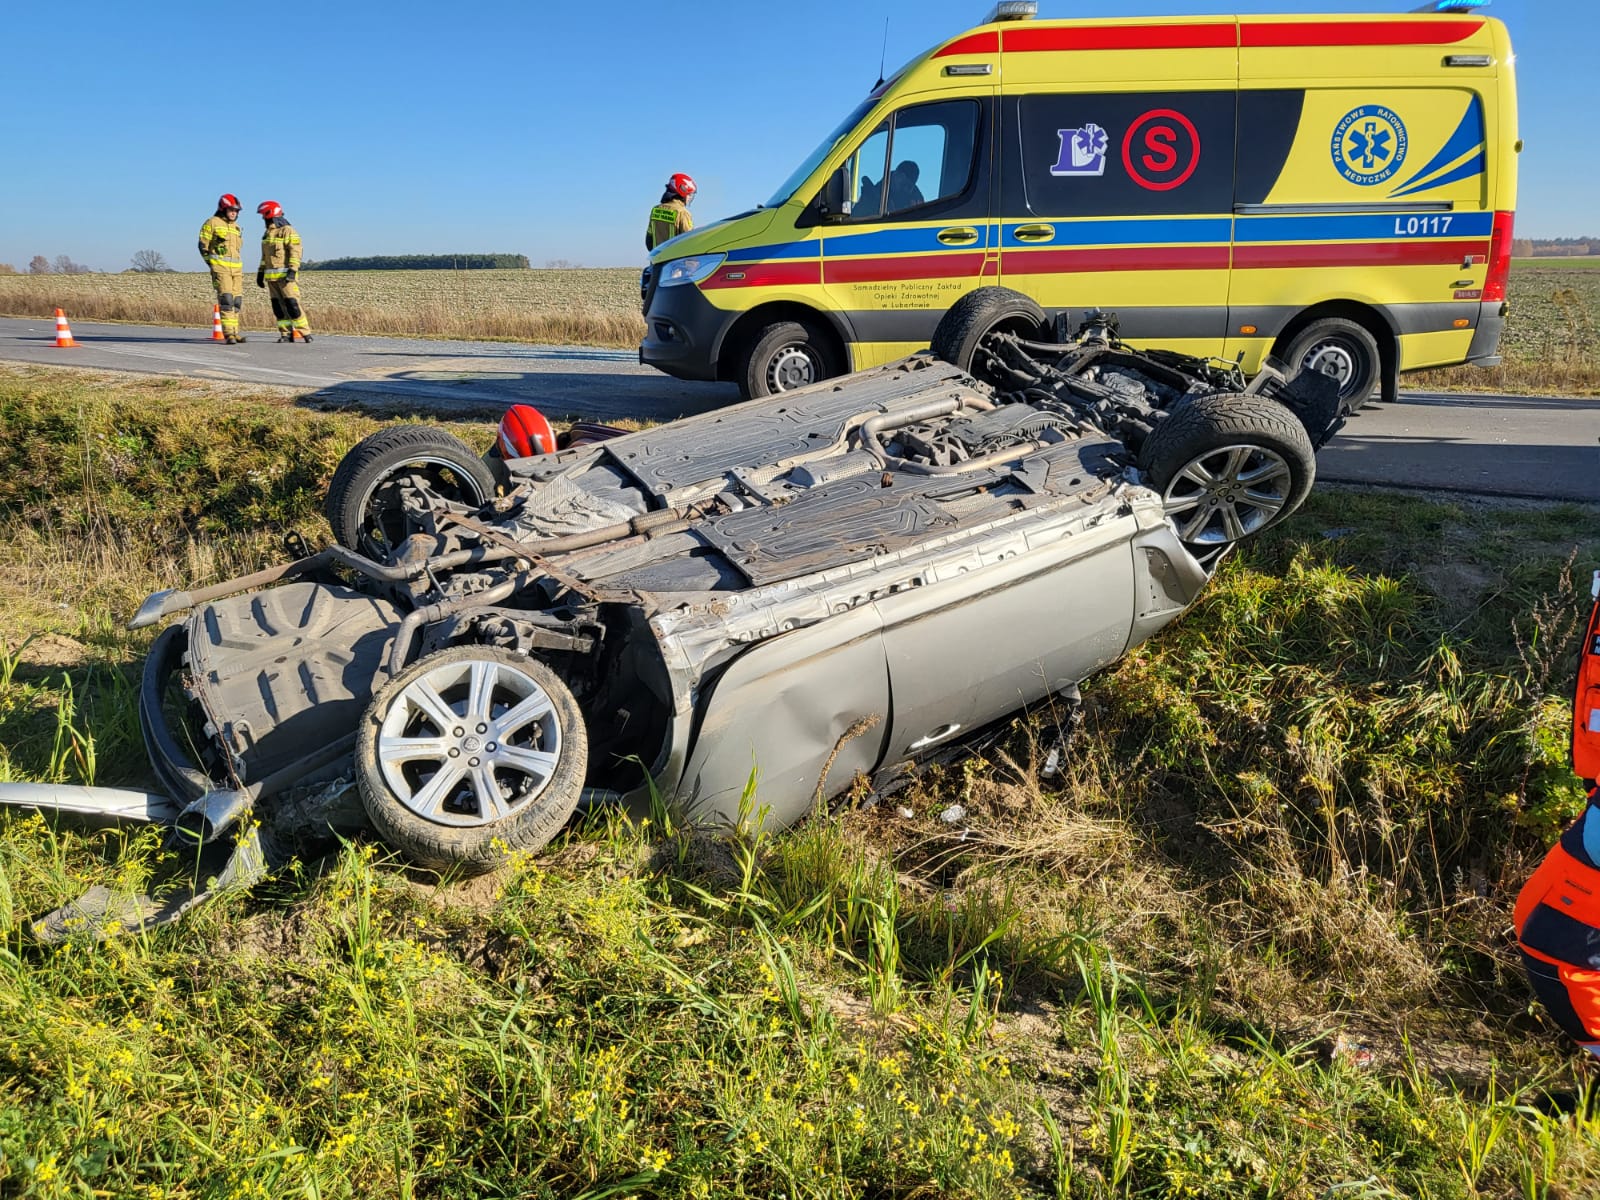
{"left": 325, "top": 426, "right": 496, "bottom": 560}
{"left": 356, "top": 645, "right": 587, "bottom": 874}
{"left": 931, "top": 287, "right": 1049, "bottom": 382}
{"left": 1282, "top": 318, "right": 1381, "bottom": 412}
{"left": 739, "top": 319, "right": 840, "bottom": 399}
{"left": 1139, "top": 393, "right": 1315, "bottom": 547}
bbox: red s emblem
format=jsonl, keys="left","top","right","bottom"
{"left": 1122, "top": 109, "right": 1201, "bottom": 192}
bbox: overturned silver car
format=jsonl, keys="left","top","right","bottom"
{"left": 5, "top": 294, "right": 1339, "bottom": 935}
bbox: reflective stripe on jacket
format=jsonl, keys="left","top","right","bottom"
{"left": 198, "top": 215, "right": 242, "bottom": 269}
{"left": 1576, "top": 583, "right": 1600, "bottom": 784}
{"left": 260, "top": 218, "right": 303, "bottom": 279}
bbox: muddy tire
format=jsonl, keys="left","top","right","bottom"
{"left": 931, "top": 287, "right": 1049, "bottom": 380}
{"left": 738, "top": 319, "right": 841, "bottom": 399}
{"left": 1282, "top": 317, "right": 1381, "bottom": 413}
{"left": 1139, "top": 393, "right": 1315, "bottom": 547}
{"left": 356, "top": 645, "right": 587, "bottom": 874}
{"left": 325, "top": 426, "right": 496, "bottom": 559}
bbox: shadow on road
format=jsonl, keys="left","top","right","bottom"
{"left": 300, "top": 369, "right": 737, "bottom": 424}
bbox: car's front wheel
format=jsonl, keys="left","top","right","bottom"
{"left": 1139, "top": 393, "right": 1316, "bottom": 547}
{"left": 738, "top": 319, "right": 840, "bottom": 398}
{"left": 325, "top": 426, "right": 496, "bottom": 560}
{"left": 356, "top": 645, "right": 588, "bottom": 873}
{"left": 931, "top": 287, "right": 1049, "bottom": 383}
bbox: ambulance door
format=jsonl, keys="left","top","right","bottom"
{"left": 994, "top": 28, "right": 1237, "bottom": 355}
{"left": 820, "top": 92, "right": 998, "bottom": 369}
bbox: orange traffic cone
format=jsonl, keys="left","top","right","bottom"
{"left": 211, "top": 305, "right": 225, "bottom": 341}
{"left": 53, "top": 308, "right": 76, "bottom": 348}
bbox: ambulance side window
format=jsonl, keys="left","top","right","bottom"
{"left": 844, "top": 99, "right": 981, "bottom": 223}
{"left": 847, "top": 124, "right": 890, "bottom": 221}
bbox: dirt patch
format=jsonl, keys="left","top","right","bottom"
{"left": 16, "top": 632, "right": 89, "bottom": 669}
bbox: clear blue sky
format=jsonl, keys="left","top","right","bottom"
{"left": 0, "top": 0, "right": 1588, "bottom": 271}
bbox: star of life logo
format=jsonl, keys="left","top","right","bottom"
{"left": 1050, "top": 124, "right": 1109, "bottom": 177}
{"left": 1331, "top": 105, "right": 1408, "bottom": 186}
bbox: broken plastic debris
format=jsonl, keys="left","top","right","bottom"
{"left": 1041, "top": 748, "right": 1060, "bottom": 778}
{"left": 939, "top": 804, "right": 967, "bottom": 824}
{"left": 896, "top": 806, "right": 915, "bottom": 820}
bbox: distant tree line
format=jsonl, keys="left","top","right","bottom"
{"left": 12, "top": 255, "right": 97, "bottom": 274}
{"left": 302, "top": 254, "right": 530, "bottom": 271}
{"left": 1518, "top": 237, "right": 1600, "bottom": 257}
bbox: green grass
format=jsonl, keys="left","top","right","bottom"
{"left": 2, "top": 364, "right": 1599, "bottom": 1197}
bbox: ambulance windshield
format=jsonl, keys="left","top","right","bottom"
{"left": 764, "top": 94, "right": 882, "bottom": 209}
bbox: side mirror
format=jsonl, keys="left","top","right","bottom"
{"left": 817, "top": 166, "right": 853, "bottom": 222}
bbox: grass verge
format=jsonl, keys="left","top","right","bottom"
{"left": 1, "top": 364, "right": 1598, "bottom": 1197}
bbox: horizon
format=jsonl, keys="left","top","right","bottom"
{"left": 0, "top": 0, "right": 1590, "bottom": 272}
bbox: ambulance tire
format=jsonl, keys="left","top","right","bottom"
{"left": 931, "top": 287, "right": 1049, "bottom": 382}
{"left": 325, "top": 425, "right": 497, "bottom": 559}
{"left": 739, "top": 320, "right": 840, "bottom": 398}
{"left": 1139, "top": 392, "right": 1316, "bottom": 547}
{"left": 1282, "top": 318, "right": 1380, "bottom": 413}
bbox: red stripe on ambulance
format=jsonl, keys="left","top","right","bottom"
{"left": 822, "top": 253, "right": 989, "bottom": 284}
{"left": 700, "top": 261, "right": 822, "bottom": 290}
{"left": 1001, "top": 245, "right": 1230, "bottom": 273}
{"left": 1003, "top": 24, "right": 1235, "bottom": 53}
{"left": 1240, "top": 19, "right": 1483, "bottom": 47}
{"left": 1232, "top": 238, "right": 1488, "bottom": 269}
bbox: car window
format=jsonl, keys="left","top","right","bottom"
{"left": 846, "top": 123, "right": 890, "bottom": 220}
{"left": 842, "top": 99, "right": 980, "bottom": 222}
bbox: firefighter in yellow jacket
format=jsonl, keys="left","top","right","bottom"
{"left": 198, "top": 194, "right": 247, "bottom": 343}
{"left": 645, "top": 173, "right": 696, "bottom": 251}
{"left": 255, "top": 200, "right": 312, "bottom": 342}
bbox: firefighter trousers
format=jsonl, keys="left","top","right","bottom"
{"left": 209, "top": 267, "right": 243, "bottom": 337}
{"left": 267, "top": 279, "right": 310, "bottom": 337}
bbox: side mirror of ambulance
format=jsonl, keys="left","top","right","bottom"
{"left": 817, "top": 166, "right": 853, "bottom": 222}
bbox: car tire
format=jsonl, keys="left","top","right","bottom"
{"left": 738, "top": 319, "right": 840, "bottom": 399}
{"left": 325, "top": 425, "right": 497, "bottom": 559}
{"left": 356, "top": 645, "right": 588, "bottom": 874}
{"left": 1282, "top": 318, "right": 1381, "bottom": 413}
{"left": 931, "top": 287, "right": 1049, "bottom": 381}
{"left": 1139, "top": 392, "right": 1316, "bottom": 547}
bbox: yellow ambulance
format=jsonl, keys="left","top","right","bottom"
{"left": 640, "top": 1, "right": 1518, "bottom": 404}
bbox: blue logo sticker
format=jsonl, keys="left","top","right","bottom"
{"left": 1332, "top": 105, "right": 1408, "bottom": 186}
{"left": 1050, "top": 124, "right": 1109, "bottom": 177}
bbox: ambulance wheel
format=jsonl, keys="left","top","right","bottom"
{"left": 932, "top": 287, "right": 1049, "bottom": 382}
{"left": 325, "top": 425, "right": 496, "bottom": 559}
{"left": 1282, "top": 318, "right": 1380, "bottom": 412}
{"left": 1139, "top": 392, "right": 1315, "bottom": 548}
{"left": 739, "top": 319, "right": 840, "bottom": 398}
{"left": 356, "top": 645, "right": 588, "bottom": 874}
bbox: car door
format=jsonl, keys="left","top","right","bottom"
{"left": 872, "top": 511, "right": 1138, "bottom": 764}
{"left": 820, "top": 93, "right": 998, "bottom": 369}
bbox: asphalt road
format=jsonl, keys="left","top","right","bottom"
{"left": 1, "top": 316, "right": 1595, "bottom": 502}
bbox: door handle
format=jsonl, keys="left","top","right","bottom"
{"left": 937, "top": 226, "right": 980, "bottom": 246}
{"left": 1013, "top": 223, "right": 1056, "bottom": 243}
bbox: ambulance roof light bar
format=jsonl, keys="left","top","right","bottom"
{"left": 1412, "top": 0, "right": 1491, "bottom": 12}
{"left": 984, "top": 2, "right": 1037, "bottom": 23}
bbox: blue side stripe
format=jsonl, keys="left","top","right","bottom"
{"left": 1392, "top": 152, "right": 1487, "bottom": 199}
{"left": 725, "top": 240, "right": 818, "bottom": 262}
{"left": 1390, "top": 98, "right": 1486, "bottom": 197}
{"left": 1001, "top": 217, "right": 1230, "bottom": 247}
{"left": 1236, "top": 211, "right": 1493, "bottom": 241}
{"left": 821, "top": 225, "right": 996, "bottom": 256}
{"left": 721, "top": 208, "right": 1495, "bottom": 265}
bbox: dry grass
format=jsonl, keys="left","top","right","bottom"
{"left": 0, "top": 268, "right": 646, "bottom": 348}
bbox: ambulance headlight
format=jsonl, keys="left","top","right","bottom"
{"left": 657, "top": 253, "right": 726, "bottom": 287}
